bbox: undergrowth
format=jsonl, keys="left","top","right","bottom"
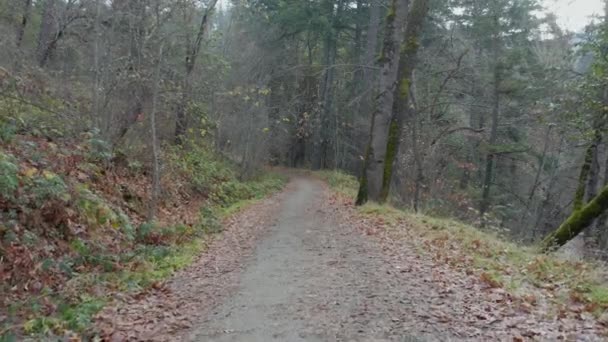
{"left": 0, "top": 130, "right": 286, "bottom": 340}
{"left": 317, "top": 170, "right": 608, "bottom": 315}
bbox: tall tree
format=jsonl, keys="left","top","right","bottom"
{"left": 380, "top": 0, "right": 430, "bottom": 202}
{"left": 175, "top": 0, "right": 219, "bottom": 144}
{"left": 356, "top": 0, "right": 409, "bottom": 205}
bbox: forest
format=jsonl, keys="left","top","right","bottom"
{"left": 3, "top": 0, "right": 608, "bottom": 340}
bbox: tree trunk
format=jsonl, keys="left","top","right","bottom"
{"left": 318, "top": 32, "right": 338, "bottom": 169}
{"left": 351, "top": 0, "right": 364, "bottom": 95}
{"left": 114, "top": 0, "right": 146, "bottom": 144}
{"left": 528, "top": 125, "right": 554, "bottom": 202}
{"left": 149, "top": 44, "right": 164, "bottom": 221}
{"left": 15, "top": 0, "right": 32, "bottom": 48}
{"left": 533, "top": 137, "right": 564, "bottom": 240}
{"left": 36, "top": 0, "right": 56, "bottom": 67}
{"left": 356, "top": 0, "right": 409, "bottom": 205}
{"left": 410, "top": 79, "right": 424, "bottom": 212}
{"left": 573, "top": 135, "right": 600, "bottom": 211}
{"left": 362, "top": 0, "right": 381, "bottom": 89}
{"left": 380, "top": 0, "right": 430, "bottom": 202}
{"left": 92, "top": 0, "right": 102, "bottom": 128}
{"left": 540, "top": 183, "right": 608, "bottom": 252}
{"left": 594, "top": 150, "right": 608, "bottom": 249}
{"left": 581, "top": 131, "right": 602, "bottom": 250}
{"left": 353, "top": 0, "right": 382, "bottom": 143}
{"left": 314, "top": 0, "right": 341, "bottom": 169}
{"left": 460, "top": 50, "right": 483, "bottom": 190}
{"left": 175, "top": 0, "right": 219, "bottom": 144}
{"left": 518, "top": 125, "right": 553, "bottom": 229}
{"left": 479, "top": 15, "right": 502, "bottom": 225}
{"left": 586, "top": 134, "right": 602, "bottom": 202}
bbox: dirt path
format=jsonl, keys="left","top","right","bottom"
{"left": 98, "top": 177, "right": 606, "bottom": 341}
{"left": 188, "top": 178, "right": 431, "bottom": 341}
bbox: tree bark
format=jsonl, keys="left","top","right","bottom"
{"left": 356, "top": 0, "right": 409, "bottom": 205}
{"left": 578, "top": 129, "right": 602, "bottom": 250}
{"left": 380, "top": 0, "right": 430, "bottom": 202}
{"left": 573, "top": 134, "right": 601, "bottom": 211}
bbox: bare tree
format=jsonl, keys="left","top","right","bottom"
{"left": 175, "top": 0, "right": 219, "bottom": 144}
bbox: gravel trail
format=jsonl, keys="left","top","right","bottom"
{"left": 190, "top": 178, "right": 427, "bottom": 342}
{"left": 98, "top": 176, "right": 606, "bottom": 341}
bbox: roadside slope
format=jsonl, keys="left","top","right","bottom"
{"left": 318, "top": 170, "right": 608, "bottom": 340}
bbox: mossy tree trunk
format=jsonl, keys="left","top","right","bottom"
{"left": 540, "top": 183, "right": 608, "bottom": 252}
{"left": 573, "top": 134, "right": 600, "bottom": 211}
{"left": 356, "top": 0, "right": 408, "bottom": 205}
{"left": 541, "top": 109, "right": 607, "bottom": 251}
{"left": 594, "top": 151, "right": 608, "bottom": 248}
{"left": 380, "top": 0, "right": 430, "bottom": 203}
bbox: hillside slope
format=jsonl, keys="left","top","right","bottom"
{"left": 0, "top": 131, "right": 285, "bottom": 340}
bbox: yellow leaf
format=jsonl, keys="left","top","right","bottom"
{"left": 42, "top": 170, "right": 56, "bottom": 180}
{"left": 23, "top": 167, "right": 38, "bottom": 178}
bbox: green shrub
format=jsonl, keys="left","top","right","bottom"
{"left": 83, "top": 130, "right": 113, "bottom": 164}
{"left": 198, "top": 206, "right": 222, "bottom": 234}
{"left": 27, "top": 171, "right": 70, "bottom": 206}
{"left": 58, "top": 296, "right": 105, "bottom": 332}
{"left": 136, "top": 222, "right": 159, "bottom": 244}
{"left": 0, "top": 152, "right": 19, "bottom": 200}
{"left": 75, "top": 187, "right": 132, "bottom": 231}
{"left": 0, "top": 120, "right": 16, "bottom": 144}
{"left": 167, "top": 145, "right": 235, "bottom": 195}
{"left": 215, "top": 180, "right": 253, "bottom": 206}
